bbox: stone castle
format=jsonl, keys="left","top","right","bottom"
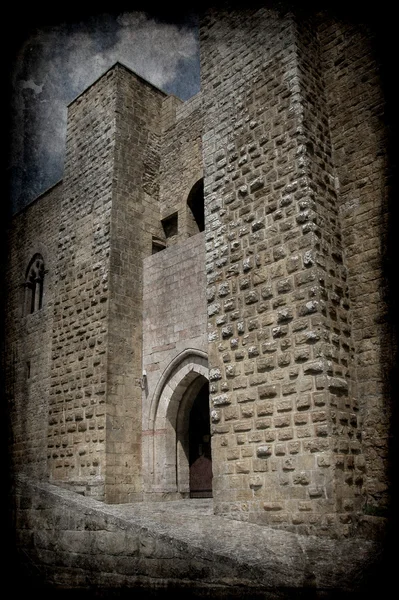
{"left": 5, "top": 3, "right": 395, "bottom": 555}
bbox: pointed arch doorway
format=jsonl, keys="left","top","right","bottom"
{"left": 144, "top": 351, "right": 213, "bottom": 499}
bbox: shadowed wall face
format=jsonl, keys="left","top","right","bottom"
{"left": 318, "top": 16, "right": 391, "bottom": 514}
{"left": 45, "top": 68, "right": 119, "bottom": 498}
{"left": 5, "top": 183, "right": 62, "bottom": 480}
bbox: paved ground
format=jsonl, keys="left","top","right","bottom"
{"left": 95, "top": 496, "right": 380, "bottom": 592}
{"left": 13, "top": 477, "right": 390, "bottom": 596}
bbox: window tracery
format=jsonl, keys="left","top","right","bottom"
{"left": 25, "top": 254, "right": 45, "bottom": 314}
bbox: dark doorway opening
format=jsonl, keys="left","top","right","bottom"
{"left": 189, "top": 381, "right": 212, "bottom": 498}
{"left": 187, "top": 178, "right": 205, "bottom": 233}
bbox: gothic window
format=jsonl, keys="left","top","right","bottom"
{"left": 25, "top": 254, "right": 45, "bottom": 314}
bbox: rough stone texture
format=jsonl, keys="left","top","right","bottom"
{"left": 142, "top": 234, "right": 207, "bottom": 396}
{"left": 5, "top": 183, "right": 62, "bottom": 479}
{"left": 318, "top": 15, "right": 392, "bottom": 515}
{"left": 46, "top": 67, "right": 118, "bottom": 499}
{"left": 160, "top": 92, "right": 204, "bottom": 244}
{"left": 200, "top": 6, "right": 392, "bottom": 533}
{"left": 4, "top": 7, "right": 395, "bottom": 589}
{"left": 12, "top": 474, "right": 388, "bottom": 596}
{"left": 105, "top": 66, "right": 166, "bottom": 504}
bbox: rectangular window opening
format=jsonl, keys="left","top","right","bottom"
{"left": 161, "top": 212, "right": 178, "bottom": 239}
{"left": 152, "top": 237, "right": 166, "bottom": 254}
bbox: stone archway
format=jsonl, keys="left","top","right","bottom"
{"left": 143, "top": 350, "right": 210, "bottom": 498}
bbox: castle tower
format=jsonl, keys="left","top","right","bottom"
{"left": 201, "top": 6, "right": 391, "bottom": 532}
{"left": 46, "top": 64, "right": 166, "bottom": 502}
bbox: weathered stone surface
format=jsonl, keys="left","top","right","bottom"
{"left": 4, "top": 3, "right": 394, "bottom": 572}
{"left": 201, "top": 5, "right": 392, "bottom": 529}
{"left": 12, "top": 476, "right": 388, "bottom": 595}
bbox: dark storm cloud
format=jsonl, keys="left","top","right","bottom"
{"left": 9, "top": 12, "right": 200, "bottom": 213}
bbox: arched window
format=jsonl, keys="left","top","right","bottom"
{"left": 25, "top": 254, "right": 45, "bottom": 314}
{"left": 187, "top": 178, "right": 204, "bottom": 233}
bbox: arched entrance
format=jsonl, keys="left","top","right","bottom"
{"left": 143, "top": 350, "right": 212, "bottom": 499}
{"left": 188, "top": 380, "right": 212, "bottom": 497}
{"left": 175, "top": 376, "right": 212, "bottom": 498}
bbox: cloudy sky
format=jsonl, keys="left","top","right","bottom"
{"left": 8, "top": 10, "right": 200, "bottom": 214}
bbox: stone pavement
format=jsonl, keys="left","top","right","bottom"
{"left": 12, "top": 475, "right": 390, "bottom": 597}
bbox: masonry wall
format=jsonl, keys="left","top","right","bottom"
{"left": 319, "top": 16, "right": 392, "bottom": 513}
{"left": 5, "top": 183, "right": 62, "bottom": 479}
{"left": 106, "top": 67, "right": 166, "bottom": 503}
{"left": 159, "top": 93, "right": 203, "bottom": 245}
{"left": 294, "top": 16, "right": 361, "bottom": 519}
{"left": 13, "top": 475, "right": 386, "bottom": 594}
{"left": 5, "top": 6, "right": 393, "bottom": 542}
{"left": 200, "top": 6, "right": 388, "bottom": 533}
{"left": 45, "top": 64, "right": 168, "bottom": 502}
{"left": 142, "top": 233, "right": 207, "bottom": 493}
{"left": 46, "top": 68, "right": 118, "bottom": 498}
{"left": 13, "top": 476, "right": 240, "bottom": 592}
{"left": 142, "top": 234, "right": 207, "bottom": 384}
{"left": 202, "top": 6, "right": 330, "bottom": 531}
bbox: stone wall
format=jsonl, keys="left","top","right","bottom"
{"left": 13, "top": 474, "right": 386, "bottom": 594}
{"left": 200, "top": 6, "right": 390, "bottom": 533}
{"left": 142, "top": 234, "right": 207, "bottom": 389}
{"left": 202, "top": 6, "right": 327, "bottom": 530}
{"left": 5, "top": 183, "right": 62, "bottom": 479}
{"left": 159, "top": 92, "right": 203, "bottom": 245}
{"left": 5, "top": 61, "right": 205, "bottom": 503}
{"left": 105, "top": 66, "right": 166, "bottom": 503}
{"left": 318, "top": 15, "right": 392, "bottom": 514}
{"left": 46, "top": 67, "right": 118, "bottom": 498}
{"left": 46, "top": 65, "right": 167, "bottom": 502}
{"left": 142, "top": 233, "right": 207, "bottom": 495}
{"left": 294, "top": 14, "right": 360, "bottom": 520}
{"left": 4, "top": 4, "right": 394, "bottom": 542}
